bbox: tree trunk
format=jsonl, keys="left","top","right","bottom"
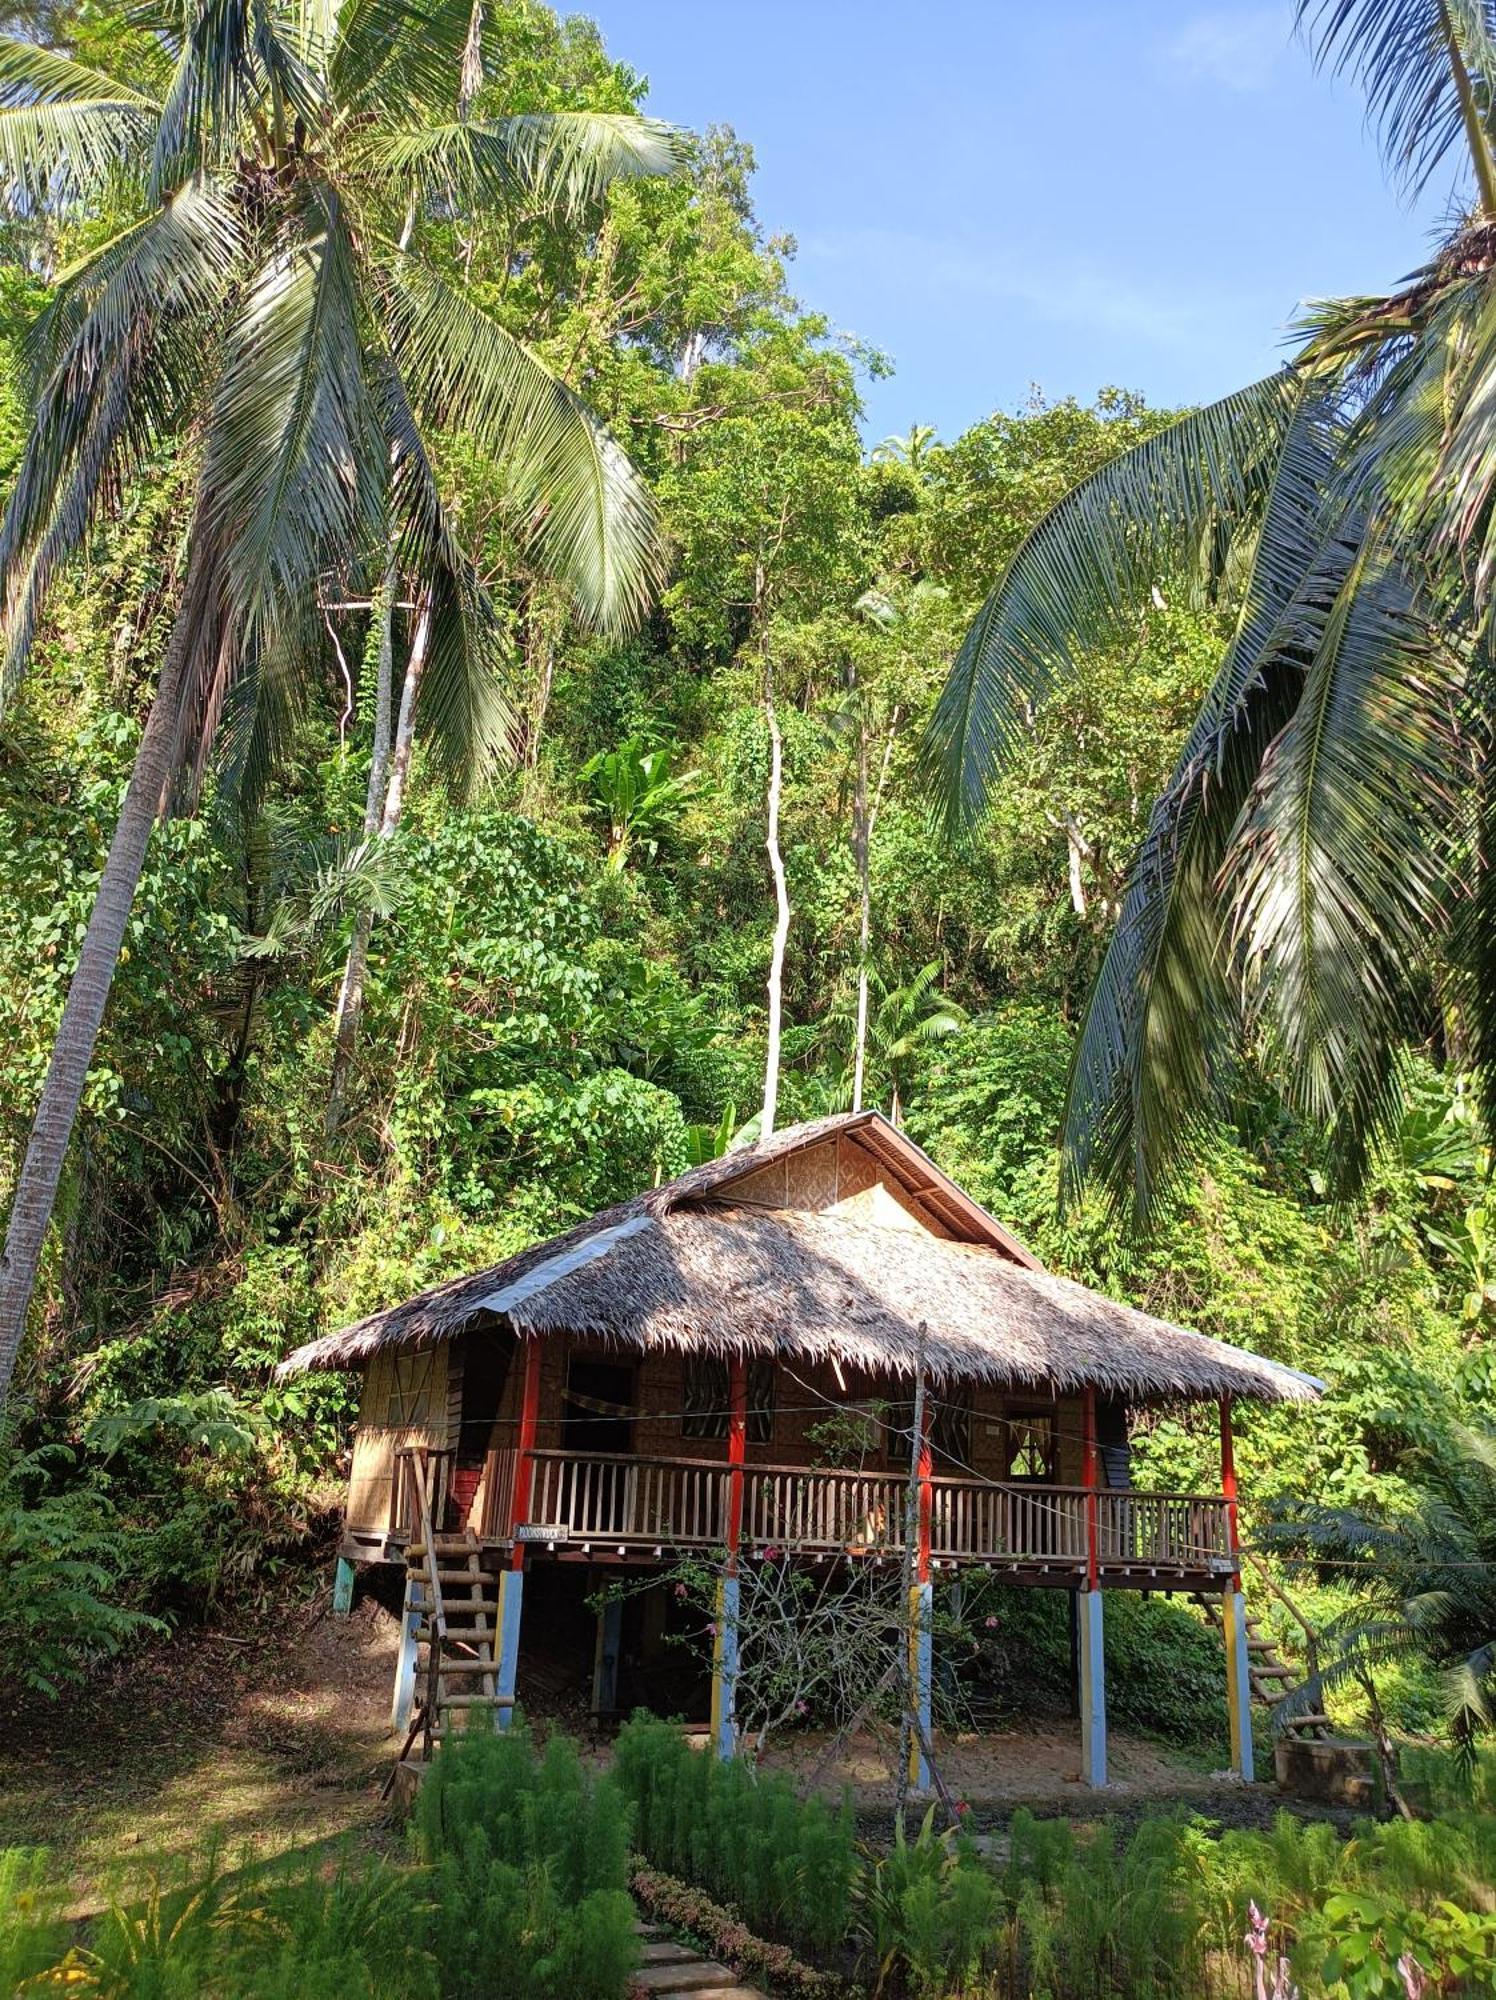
{"left": 326, "top": 585, "right": 431, "bottom": 1134}
{"left": 761, "top": 688, "right": 790, "bottom": 1138}
{"left": 0, "top": 614, "right": 191, "bottom": 1407}
{"left": 894, "top": 1323, "right": 928, "bottom": 1832}
{"left": 851, "top": 714, "right": 871, "bottom": 1115}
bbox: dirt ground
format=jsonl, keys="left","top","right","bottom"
{"left": 0, "top": 1589, "right": 404, "bottom": 1906}
{"left": 0, "top": 1584, "right": 1336, "bottom": 1906}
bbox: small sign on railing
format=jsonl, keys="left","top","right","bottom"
{"left": 515, "top": 1523, "right": 571, "bottom": 1543}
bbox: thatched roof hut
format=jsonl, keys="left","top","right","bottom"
{"left": 281, "top": 1112, "right": 1319, "bottom": 1408}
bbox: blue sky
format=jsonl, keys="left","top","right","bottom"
{"left": 589, "top": 1, "right": 1460, "bottom": 443}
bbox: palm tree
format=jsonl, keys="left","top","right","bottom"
{"left": 0, "top": 0, "right": 680, "bottom": 1403}
{"left": 926, "top": 0, "right": 1496, "bottom": 1220}
{"left": 1269, "top": 1425, "right": 1496, "bottom": 1762}
{"left": 827, "top": 961, "right": 966, "bottom": 1126}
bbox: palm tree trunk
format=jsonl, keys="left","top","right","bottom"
{"left": 326, "top": 585, "right": 431, "bottom": 1134}
{"left": 762, "top": 686, "right": 790, "bottom": 1138}
{"left": 0, "top": 615, "right": 190, "bottom": 1407}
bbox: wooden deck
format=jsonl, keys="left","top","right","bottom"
{"left": 354, "top": 1446, "right": 1236, "bottom": 1586}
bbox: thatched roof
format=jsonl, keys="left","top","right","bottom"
{"left": 280, "top": 1112, "right": 1319, "bottom": 1405}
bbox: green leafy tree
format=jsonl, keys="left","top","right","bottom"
{"left": 0, "top": 0, "right": 681, "bottom": 1398}
{"left": 926, "top": 0, "right": 1496, "bottom": 1220}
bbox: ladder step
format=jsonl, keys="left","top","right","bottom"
{"left": 439, "top": 1694, "right": 517, "bottom": 1710}
{"left": 1252, "top": 1665, "right": 1296, "bottom": 1682}
{"left": 435, "top": 1659, "right": 499, "bottom": 1675}
{"left": 430, "top": 1567, "right": 491, "bottom": 1584}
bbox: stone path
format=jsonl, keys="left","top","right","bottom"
{"left": 632, "top": 1919, "right": 767, "bottom": 1999}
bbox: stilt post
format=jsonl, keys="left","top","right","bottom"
{"left": 711, "top": 1355, "right": 748, "bottom": 1759}
{"left": 495, "top": 1336, "right": 542, "bottom": 1730}
{"left": 592, "top": 1590, "right": 623, "bottom": 1718}
{"left": 1079, "top": 1385, "right": 1106, "bottom": 1785}
{"left": 332, "top": 1554, "right": 356, "bottom": 1617}
{"left": 391, "top": 1571, "right": 422, "bottom": 1732}
{"left": 1220, "top": 1393, "right": 1254, "bottom": 1780}
{"left": 907, "top": 1389, "right": 934, "bottom": 1793}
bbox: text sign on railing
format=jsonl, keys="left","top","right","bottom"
{"left": 515, "top": 1523, "right": 571, "bottom": 1542}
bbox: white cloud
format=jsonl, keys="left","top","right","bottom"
{"left": 1164, "top": 7, "right": 1287, "bottom": 93}
{"left": 801, "top": 226, "right": 1231, "bottom": 354}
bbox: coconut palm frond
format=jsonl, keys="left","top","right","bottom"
{"left": 361, "top": 109, "right": 681, "bottom": 218}
{"left": 1297, "top": 0, "right": 1496, "bottom": 204}
{"left": 922, "top": 370, "right": 1304, "bottom": 833}
{"left": 200, "top": 186, "right": 384, "bottom": 644}
{"left": 382, "top": 258, "right": 661, "bottom": 634}
{"left": 1225, "top": 533, "right": 1462, "bottom": 1168}
{"left": 1059, "top": 391, "right": 1344, "bottom": 1217}
{"left": 380, "top": 363, "right": 516, "bottom": 790}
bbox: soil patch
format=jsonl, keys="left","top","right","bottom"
{"left": 0, "top": 1586, "right": 402, "bottom": 1905}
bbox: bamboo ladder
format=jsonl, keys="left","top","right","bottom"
{"left": 1197, "top": 1554, "right": 1332, "bottom": 1741}
{"left": 391, "top": 1448, "right": 511, "bottom": 1776}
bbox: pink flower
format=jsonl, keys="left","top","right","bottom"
{"left": 674, "top": 1582, "right": 688, "bottom": 1599}
{"left": 1245, "top": 1901, "right": 1269, "bottom": 1960}
{"left": 984, "top": 1615, "right": 998, "bottom": 1630}
{"left": 763, "top": 1545, "right": 781, "bottom": 1561}
{"left": 955, "top": 1799, "right": 971, "bottom": 1816}
{"left": 794, "top": 1700, "right": 808, "bottom": 1716}
{"left": 705, "top": 1622, "right": 717, "bottom": 1637}
{"left": 1398, "top": 1956, "right": 1427, "bottom": 2000}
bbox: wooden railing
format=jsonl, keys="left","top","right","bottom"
{"left": 1094, "top": 1490, "right": 1232, "bottom": 1571}
{"left": 389, "top": 1444, "right": 453, "bottom": 1540}
{"left": 464, "top": 1448, "right": 1234, "bottom": 1574}
{"left": 529, "top": 1450, "right": 731, "bottom": 1545}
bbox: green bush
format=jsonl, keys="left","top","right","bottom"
{"left": 854, "top": 1805, "right": 998, "bottom": 1999}
{"left": 414, "top": 1727, "right": 638, "bottom": 2000}
{"left": 611, "top": 1714, "right": 856, "bottom": 1958}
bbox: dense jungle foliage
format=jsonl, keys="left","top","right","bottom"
{"left": 0, "top": 0, "right": 1491, "bottom": 1741}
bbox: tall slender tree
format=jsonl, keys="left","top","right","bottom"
{"left": 0, "top": 0, "right": 680, "bottom": 1403}
{"left": 928, "top": 0, "right": 1496, "bottom": 1220}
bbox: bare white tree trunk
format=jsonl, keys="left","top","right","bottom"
{"left": 761, "top": 688, "right": 790, "bottom": 1139}
{"left": 326, "top": 585, "right": 431, "bottom": 1134}
{"left": 851, "top": 719, "right": 870, "bottom": 1115}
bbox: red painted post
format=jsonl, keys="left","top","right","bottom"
{"left": 508, "top": 1336, "right": 543, "bottom": 1571}
{"left": 726, "top": 1356, "right": 747, "bottom": 1572}
{"left": 1220, "top": 1393, "right": 1240, "bottom": 1584}
{"left": 916, "top": 1399, "right": 933, "bottom": 1585}
{"left": 1082, "top": 1385, "right": 1099, "bottom": 1590}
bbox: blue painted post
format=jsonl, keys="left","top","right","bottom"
{"left": 710, "top": 1358, "right": 748, "bottom": 1760}
{"left": 1078, "top": 1587, "right": 1107, "bottom": 1786}
{"left": 1220, "top": 1395, "right": 1255, "bottom": 1781}
{"left": 713, "top": 1573, "right": 740, "bottom": 1759}
{"left": 332, "top": 1555, "right": 356, "bottom": 1617}
{"left": 495, "top": 1566, "right": 524, "bottom": 1732}
{"left": 391, "top": 1575, "right": 422, "bottom": 1732}
{"left": 593, "top": 1594, "right": 623, "bottom": 1716}
{"left": 493, "top": 1336, "right": 541, "bottom": 1733}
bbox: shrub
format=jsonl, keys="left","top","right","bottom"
{"left": 612, "top": 1714, "right": 856, "bottom": 1958}
{"left": 414, "top": 1727, "right": 638, "bottom": 2000}
{"left": 853, "top": 1805, "right": 997, "bottom": 1998}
